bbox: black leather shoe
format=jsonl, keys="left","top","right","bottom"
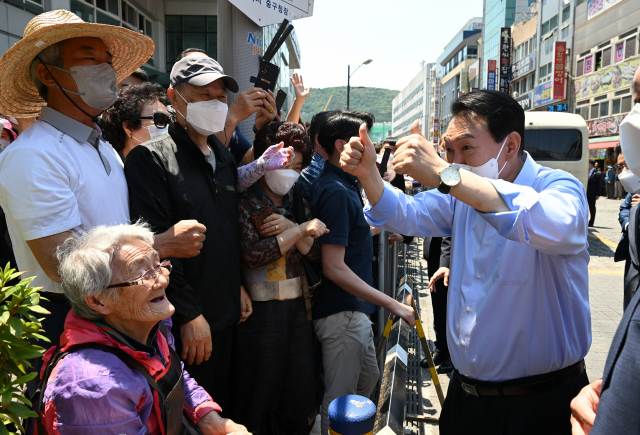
{"left": 437, "top": 358, "right": 453, "bottom": 374}
{"left": 432, "top": 349, "right": 450, "bottom": 366}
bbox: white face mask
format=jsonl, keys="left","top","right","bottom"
{"left": 174, "top": 89, "right": 228, "bottom": 136}
{"left": 264, "top": 169, "right": 301, "bottom": 195}
{"left": 131, "top": 125, "right": 169, "bottom": 144}
{"left": 620, "top": 103, "right": 640, "bottom": 178}
{"left": 457, "top": 135, "right": 509, "bottom": 179}
{"left": 0, "top": 138, "right": 9, "bottom": 153}
{"left": 619, "top": 169, "right": 640, "bottom": 193}
{"left": 49, "top": 63, "right": 118, "bottom": 110}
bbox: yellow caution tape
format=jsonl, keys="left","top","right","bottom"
{"left": 429, "top": 367, "right": 440, "bottom": 386}
{"left": 382, "top": 318, "right": 393, "bottom": 338}
{"left": 415, "top": 319, "right": 426, "bottom": 339}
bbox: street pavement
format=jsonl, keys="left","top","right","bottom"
{"left": 414, "top": 196, "right": 625, "bottom": 434}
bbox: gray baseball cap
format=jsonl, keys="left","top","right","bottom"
{"left": 170, "top": 56, "right": 239, "bottom": 93}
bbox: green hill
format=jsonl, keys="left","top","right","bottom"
{"left": 297, "top": 86, "right": 399, "bottom": 123}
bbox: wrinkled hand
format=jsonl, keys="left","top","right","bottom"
{"left": 429, "top": 267, "right": 450, "bottom": 292}
{"left": 394, "top": 121, "right": 447, "bottom": 187}
{"left": 370, "top": 226, "right": 382, "bottom": 237}
{"left": 239, "top": 286, "right": 253, "bottom": 324}
{"left": 155, "top": 220, "right": 206, "bottom": 259}
{"left": 228, "top": 87, "right": 266, "bottom": 125}
{"left": 389, "top": 300, "right": 415, "bottom": 328}
{"left": 180, "top": 314, "right": 212, "bottom": 365}
{"left": 301, "top": 219, "right": 329, "bottom": 238}
{"left": 340, "top": 123, "right": 378, "bottom": 180}
{"left": 255, "top": 89, "right": 278, "bottom": 131}
{"left": 198, "top": 411, "right": 250, "bottom": 435}
{"left": 290, "top": 72, "right": 312, "bottom": 101}
{"left": 632, "top": 194, "right": 640, "bottom": 207}
{"left": 570, "top": 379, "right": 602, "bottom": 435}
{"left": 389, "top": 233, "right": 404, "bottom": 247}
{"left": 260, "top": 214, "right": 296, "bottom": 237}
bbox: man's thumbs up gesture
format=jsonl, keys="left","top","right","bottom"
{"left": 340, "top": 123, "right": 377, "bottom": 180}
{"left": 394, "top": 120, "right": 448, "bottom": 187}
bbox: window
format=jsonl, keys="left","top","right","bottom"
{"left": 467, "top": 45, "right": 478, "bottom": 57}
{"left": 70, "top": 0, "right": 151, "bottom": 38}
{"left": 625, "top": 37, "right": 637, "bottom": 59}
{"left": 575, "top": 107, "right": 586, "bottom": 119}
{"left": 166, "top": 15, "right": 218, "bottom": 71}
{"left": 602, "top": 47, "right": 612, "bottom": 68}
{"left": 590, "top": 104, "right": 599, "bottom": 119}
{"left": 599, "top": 101, "right": 609, "bottom": 117}
{"left": 524, "top": 129, "right": 582, "bottom": 161}
{"left": 576, "top": 59, "right": 584, "bottom": 77}
{"left": 542, "top": 15, "right": 558, "bottom": 35}
{"left": 539, "top": 62, "right": 552, "bottom": 82}
{"left": 562, "top": 6, "right": 570, "bottom": 23}
{"left": 612, "top": 98, "right": 621, "bottom": 115}
{"left": 621, "top": 96, "right": 633, "bottom": 113}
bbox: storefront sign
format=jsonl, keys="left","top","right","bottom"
{"left": 512, "top": 52, "right": 535, "bottom": 80}
{"left": 553, "top": 42, "right": 567, "bottom": 101}
{"left": 533, "top": 81, "right": 565, "bottom": 108}
{"left": 588, "top": 0, "right": 625, "bottom": 21}
{"left": 615, "top": 42, "right": 624, "bottom": 62}
{"left": 573, "top": 57, "right": 640, "bottom": 100}
{"left": 586, "top": 114, "right": 628, "bottom": 136}
{"left": 246, "top": 31, "right": 264, "bottom": 56}
{"left": 487, "top": 60, "right": 497, "bottom": 91}
{"left": 229, "top": 0, "right": 314, "bottom": 26}
{"left": 548, "top": 103, "right": 568, "bottom": 112}
{"left": 433, "top": 78, "right": 441, "bottom": 145}
{"left": 433, "top": 119, "right": 440, "bottom": 144}
{"left": 499, "top": 28, "right": 512, "bottom": 94}
{"left": 460, "top": 68, "right": 469, "bottom": 94}
{"left": 584, "top": 56, "right": 593, "bottom": 74}
{"left": 515, "top": 92, "right": 533, "bottom": 111}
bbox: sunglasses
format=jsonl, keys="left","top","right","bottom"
{"left": 139, "top": 112, "right": 170, "bottom": 129}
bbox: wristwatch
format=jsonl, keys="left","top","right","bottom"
{"left": 438, "top": 164, "right": 461, "bottom": 194}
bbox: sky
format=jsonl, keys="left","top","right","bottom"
{"left": 292, "top": 0, "right": 484, "bottom": 91}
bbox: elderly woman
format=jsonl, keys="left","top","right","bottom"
{"left": 102, "top": 82, "right": 171, "bottom": 159}
{"left": 227, "top": 122, "right": 326, "bottom": 434}
{"left": 1, "top": 118, "right": 17, "bottom": 152}
{"left": 31, "top": 223, "right": 247, "bottom": 435}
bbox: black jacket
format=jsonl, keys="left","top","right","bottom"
{"left": 125, "top": 126, "right": 241, "bottom": 331}
{"left": 587, "top": 169, "right": 603, "bottom": 198}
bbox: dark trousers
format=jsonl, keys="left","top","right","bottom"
{"left": 587, "top": 195, "right": 597, "bottom": 225}
{"left": 426, "top": 237, "right": 448, "bottom": 353}
{"left": 174, "top": 324, "right": 234, "bottom": 412}
{"left": 440, "top": 368, "right": 589, "bottom": 435}
{"left": 606, "top": 183, "right": 615, "bottom": 199}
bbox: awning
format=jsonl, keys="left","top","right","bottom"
{"left": 589, "top": 135, "right": 620, "bottom": 150}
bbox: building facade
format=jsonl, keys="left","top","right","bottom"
{"left": 510, "top": 2, "right": 537, "bottom": 110}
{"left": 482, "top": 0, "right": 516, "bottom": 89}
{"left": 572, "top": 0, "right": 640, "bottom": 166}
{"left": 391, "top": 62, "right": 434, "bottom": 140}
{"left": 437, "top": 18, "right": 482, "bottom": 135}
{"left": 0, "top": 0, "right": 303, "bottom": 140}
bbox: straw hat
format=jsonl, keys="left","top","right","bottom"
{"left": 0, "top": 9, "right": 155, "bottom": 118}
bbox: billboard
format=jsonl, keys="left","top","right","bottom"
{"left": 588, "top": 0, "right": 625, "bottom": 21}
{"left": 512, "top": 52, "right": 535, "bottom": 80}
{"left": 552, "top": 42, "right": 567, "bottom": 101}
{"left": 515, "top": 92, "right": 533, "bottom": 111}
{"left": 499, "top": 28, "right": 512, "bottom": 94}
{"left": 487, "top": 60, "right": 497, "bottom": 91}
{"left": 573, "top": 57, "right": 640, "bottom": 100}
{"left": 586, "top": 114, "right": 628, "bottom": 136}
{"left": 433, "top": 78, "right": 441, "bottom": 145}
{"left": 533, "top": 82, "right": 554, "bottom": 107}
{"left": 229, "top": 0, "right": 314, "bottom": 26}
{"left": 460, "top": 68, "right": 469, "bottom": 94}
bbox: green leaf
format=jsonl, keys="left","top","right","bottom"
{"left": 0, "top": 421, "right": 9, "bottom": 435}
{"left": 12, "top": 394, "right": 32, "bottom": 407}
{"left": 0, "top": 332, "right": 23, "bottom": 346}
{"left": 11, "top": 346, "right": 44, "bottom": 360}
{"left": 0, "top": 311, "right": 8, "bottom": 325}
{"left": 5, "top": 401, "right": 37, "bottom": 418}
{"left": 27, "top": 305, "right": 50, "bottom": 315}
{"left": 12, "top": 371, "right": 37, "bottom": 385}
{"left": 0, "top": 286, "right": 19, "bottom": 304}
{"left": 6, "top": 318, "right": 23, "bottom": 337}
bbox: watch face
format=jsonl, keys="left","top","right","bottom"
{"left": 441, "top": 166, "right": 461, "bottom": 187}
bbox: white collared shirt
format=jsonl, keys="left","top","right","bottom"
{"left": 0, "top": 107, "right": 129, "bottom": 293}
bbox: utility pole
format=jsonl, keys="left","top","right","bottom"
{"left": 347, "top": 65, "right": 351, "bottom": 110}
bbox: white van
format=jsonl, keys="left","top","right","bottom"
{"left": 524, "top": 112, "right": 589, "bottom": 190}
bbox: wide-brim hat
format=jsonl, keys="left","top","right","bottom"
{"left": 0, "top": 9, "right": 155, "bottom": 118}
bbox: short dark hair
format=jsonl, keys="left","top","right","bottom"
{"left": 102, "top": 82, "right": 170, "bottom": 151}
{"left": 317, "top": 111, "right": 375, "bottom": 156}
{"left": 374, "top": 142, "right": 382, "bottom": 153}
{"left": 382, "top": 138, "right": 397, "bottom": 148}
{"left": 253, "top": 122, "right": 312, "bottom": 168}
{"left": 175, "top": 48, "right": 208, "bottom": 63}
{"left": 615, "top": 143, "right": 622, "bottom": 161}
{"left": 130, "top": 68, "right": 150, "bottom": 83}
{"left": 309, "top": 111, "right": 338, "bottom": 144}
{"left": 451, "top": 90, "right": 526, "bottom": 156}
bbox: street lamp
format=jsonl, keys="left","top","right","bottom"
{"left": 347, "top": 59, "right": 373, "bottom": 110}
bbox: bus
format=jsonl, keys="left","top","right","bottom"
{"left": 524, "top": 112, "right": 589, "bottom": 190}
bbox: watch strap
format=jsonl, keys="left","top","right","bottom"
{"left": 437, "top": 182, "right": 452, "bottom": 194}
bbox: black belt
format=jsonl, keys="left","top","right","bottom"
{"left": 457, "top": 359, "right": 585, "bottom": 397}
{"left": 40, "top": 291, "right": 69, "bottom": 304}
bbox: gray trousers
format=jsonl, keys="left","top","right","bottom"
{"left": 314, "top": 311, "right": 380, "bottom": 435}
{"left": 615, "top": 181, "right": 625, "bottom": 199}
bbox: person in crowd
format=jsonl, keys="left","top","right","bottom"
{"left": 103, "top": 82, "right": 171, "bottom": 159}
{"left": 176, "top": 48, "right": 280, "bottom": 166}
{"left": 229, "top": 122, "right": 326, "bottom": 433}
{"left": 297, "top": 111, "right": 336, "bottom": 202}
{"left": 286, "top": 72, "right": 312, "bottom": 124}
{"left": 125, "top": 55, "right": 250, "bottom": 407}
{"left": 606, "top": 165, "right": 616, "bottom": 199}
{"left": 311, "top": 110, "right": 415, "bottom": 435}
{"left": 0, "top": 118, "right": 16, "bottom": 152}
{"left": 615, "top": 159, "right": 626, "bottom": 199}
{"left": 341, "top": 90, "right": 590, "bottom": 435}
{"left": 0, "top": 11, "right": 206, "bottom": 390}
{"left": 587, "top": 160, "right": 603, "bottom": 226}
{"left": 570, "top": 67, "right": 640, "bottom": 435}
{"left": 118, "top": 67, "right": 150, "bottom": 89}
{"left": 0, "top": 119, "right": 18, "bottom": 277}
{"left": 31, "top": 223, "right": 248, "bottom": 435}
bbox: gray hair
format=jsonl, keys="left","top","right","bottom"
{"left": 29, "top": 41, "right": 65, "bottom": 102}
{"left": 56, "top": 222, "right": 155, "bottom": 320}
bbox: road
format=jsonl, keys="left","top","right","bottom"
{"left": 415, "top": 196, "right": 626, "bottom": 434}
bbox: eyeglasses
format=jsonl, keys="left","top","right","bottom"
{"left": 105, "top": 260, "right": 172, "bottom": 289}
{"left": 139, "top": 112, "right": 171, "bottom": 129}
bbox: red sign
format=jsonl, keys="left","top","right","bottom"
{"left": 433, "top": 119, "right": 440, "bottom": 144}
{"left": 552, "top": 41, "right": 567, "bottom": 101}
{"left": 487, "top": 60, "right": 497, "bottom": 90}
